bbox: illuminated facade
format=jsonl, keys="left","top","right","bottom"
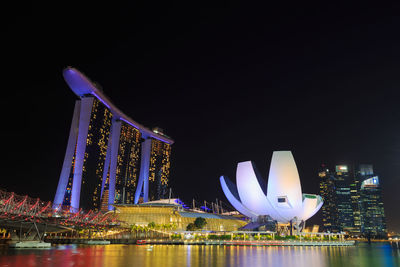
{"left": 357, "top": 165, "right": 387, "bottom": 237}
{"left": 319, "top": 166, "right": 340, "bottom": 233}
{"left": 53, "top": 67, "right": 173, "bottom": 212}
{"left": 114, "top": 122, "right": 141, "bottom": 205}
{"left": 220, "top": 151, "right": 323, "bottom": 228}
{"left": 350, "top": 167, "right": 362, "bottom": 234}
{"left": 334, "top": 165, "right": 355, "bottom": 232}
{"left": 319, "top": 164, "right": 386, "bottom": 236}
{"left": 319, "top": 165, "right": 356, "bottom": 233}
{"left": 114, "top": 204, "right": 247, "bottom": 231}
{"left": 80, "top": 98, "right": 113, "bottom": 210}
{"left": 148, "top": 138, "right": 171, "bottom": 201}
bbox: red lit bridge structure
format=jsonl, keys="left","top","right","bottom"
{"left": 0, "top": 189, "right": 119, "bottom": 239}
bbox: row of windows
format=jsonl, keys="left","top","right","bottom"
{"left": 62, "top": 97, "right": 173, "bottom": 210}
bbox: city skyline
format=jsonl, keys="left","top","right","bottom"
{"left": 319, "top": 164, "right": 387, "bottom": 236}
{"left": 3, "top": 2, "right": 400, "bottom": 232}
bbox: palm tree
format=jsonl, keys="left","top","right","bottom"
{"left": 131, "top": 224, "right": 139, "bottom": 239}
{"left": 144, "top": 226, "right": 150, "bottom": 238}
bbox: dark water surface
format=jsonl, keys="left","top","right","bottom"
{"left": 0, "top": 243, "right": 399, "bottom": 267}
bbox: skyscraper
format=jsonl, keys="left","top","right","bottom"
{"left": 350, "top": 167, "right": 361, "bottom": 234}
{"left": 319, "top": 165, "right": 356, "bottom": 233}
{"left": 148, "top": 136, "right": 171, "bottom": 201}
{"left": 53, "top": 67, "right": 174, "bottom": 212}
{"left": 334, "top": 165, "right": 355, "bottom": 233}
{"left": 319, "top": 166, "right": 339, "bottom": 233}
{"left": 113, "top": 122, "right": 141, "bottom": 205}
{"left": 356, "top": 165, "right": 387, "bottom": 237}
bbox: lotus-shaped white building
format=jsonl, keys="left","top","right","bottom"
{"left": 220, "top": 151, "right": 323, "bottom": 225}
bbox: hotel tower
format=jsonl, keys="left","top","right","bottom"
{"left": 53, "top": 67, "right": 173, "bottom": 212}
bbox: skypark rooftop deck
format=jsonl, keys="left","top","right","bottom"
{"left": 63, "top": 67, "right": 173, "bottom": 144}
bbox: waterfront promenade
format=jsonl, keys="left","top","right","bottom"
{"left": 147, "top": 239, "right": 355, "bottom": 246}
{"left": 41, "top": 229, "right": 354, "bottom": 247}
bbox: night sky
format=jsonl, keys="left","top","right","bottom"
{"left": 3, "top": 2, "right": 400, "bottom": 232}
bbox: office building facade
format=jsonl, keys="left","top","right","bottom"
{"left": 319, "top": 165, "right": 356, "bottom": 233}
{"left": 319, "top": 166, "right": 340, "bottom": 233}
{"left": 319, "top": 164, "right": 387, "bottom": 237}
{"left": 334, "top": 165, "right": 355, "bottom": 233}
{"left": 356, "top": 165, "right": 387, "bottom": 237}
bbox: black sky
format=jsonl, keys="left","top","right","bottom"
{"left": 3, "top": 2, "right": 400, "bottom": 232}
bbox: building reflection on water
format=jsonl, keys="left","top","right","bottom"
{"left": 0, "top": 243, "right": 399, "bottom": 267}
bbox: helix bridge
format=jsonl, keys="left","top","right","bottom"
{"left": 0, "top": 188, "right": 119, "bottom": 235}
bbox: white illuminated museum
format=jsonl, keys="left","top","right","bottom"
{"left": 220, "top": 151, "right": 323, "bottom": 227}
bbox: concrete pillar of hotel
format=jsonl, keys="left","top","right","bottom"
{"left": 134, "top": 138, "right": 152, "bottom": 203}
{"left": 107, "top": 120, "right": 121, "bottom": 210}
{"left": 53, "top": 100, "right": 81, "bottom": 209}
{"left": 70, "top": 97, "right": 94, "bottom": 212}
{"left": 100, "top": 119, "right": 121, "bottom": 210}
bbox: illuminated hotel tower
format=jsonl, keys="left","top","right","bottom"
{"left": 53, "top": 67, "right": 173, "bottom": 212}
